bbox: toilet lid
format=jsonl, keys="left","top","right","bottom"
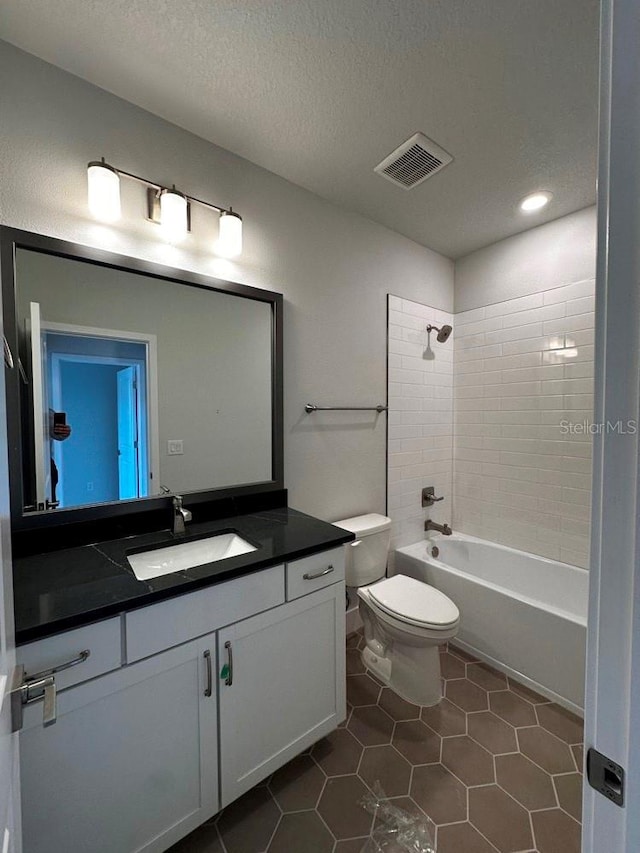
{"left": 369, "top": 575, "right": 459, "bottom": 628}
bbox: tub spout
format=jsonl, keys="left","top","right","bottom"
{"left": 425, "top": 519, "right": 452, "bottom": 536}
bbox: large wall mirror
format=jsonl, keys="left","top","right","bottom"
{"left": 1, "top": 229, "right": 283, "bottom": 529}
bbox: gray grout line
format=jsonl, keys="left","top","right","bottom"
{"left": 526, "top": 804, "right": 537, "bottom": 852}
{"left": 315, "top": 807, "right": 337, "bottom": 843}
{"left": 215, "top": 825, "right": 228, "bottom": 853}
{"left": 355, "top": 744, "right": 366, "bottom": 778}
{"left": 309, "top": 752, "right": 328, "bottom": 778}
{"left": 466, "top": 822, "right": 502, "bottom": 853}
{"left": 530, "top": 803, "right": 582, "bottom": 827}
{"left": 534, "top": 703, "right": 542, "bottom": 726}
{"left": 465, "top": 770, "right": 470, "bottom": 820}
{"left": 262, "top": 811, "right": 283, "bottom": 853}
{"left": 316, "top": 770, "right": 362, "bottom": 781}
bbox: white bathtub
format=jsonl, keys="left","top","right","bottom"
{"left": 395, "top": 533, "right": 588, "bottom": 714}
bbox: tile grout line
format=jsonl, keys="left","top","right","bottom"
{"left": 214, "top": 824, "right": 228, "bottom": 853}
{"left": 262, "top": 811, "right": 283, "bottom": 853}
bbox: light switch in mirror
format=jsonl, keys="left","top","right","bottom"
{"left": 5, "top": 239, "right": 281, "bottom": 518}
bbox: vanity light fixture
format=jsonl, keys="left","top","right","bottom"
{"left": 159, "top": 186, "right": 189, "bottom": 240}
{"left": 87, "top": 159, "right": 121, "bottom": 222}
{"left": 86, "top": 158, "right": 243, "bottom": 256}
{"left": 216, "top": 209, "right": 243, "bottom": 258}
{"left": 519, "top": 191, "right": 553, "bottom": 213}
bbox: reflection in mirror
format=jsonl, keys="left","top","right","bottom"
{"left": 14, "top": 249, "right": 274, "bottom": 513}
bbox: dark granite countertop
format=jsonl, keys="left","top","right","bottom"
{"left": 13, "top": 506, "right": 354, "bottom": 645}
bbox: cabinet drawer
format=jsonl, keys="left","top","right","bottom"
{"left": 19, "top": 617, "right": 122, "bottom": 692}
{"left": 126, "top": 564, "right": 285, "bottom": 662}
{"left": 286, "top": 547, "right": 345, "bottom": 601}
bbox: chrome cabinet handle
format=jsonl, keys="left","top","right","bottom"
{"left": 42, "top": 679, "right": 57, "bottom": 726}
{"left": 10, "top": 667, "right": 58, "bottom": 730}
{"left": 303, "top": 565, "right": 334, "bottom": 581}
{"left": 24, "top": 675, "right": 57, "bottom": 728}
{"left": 224, "top": 641, "right": 233, "bottom": 686}
{"left": 203, "top": 650, "right": 213, "bottom": 697}
{"left": 26, "top": 649, "right": 90, "bottom": 683}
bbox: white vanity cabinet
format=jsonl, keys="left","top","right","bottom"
{"left": 218, "top": 581, "right": 346, "bottom": 806}
{"left": 18, "top": 546, "right": 346, "bottom": 853}
{"left": 20, "top": 634, "right": 219, "bottom": 853}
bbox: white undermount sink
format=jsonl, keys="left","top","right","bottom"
{"left": 127, "top": 533, "right": 258, "bottom": 581}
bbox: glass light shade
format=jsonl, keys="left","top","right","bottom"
{"left": 87, "top": 162, "right": 121, "bottom": 222}
{"left": 216, "top": 210, "right": 243, "bottom": 258}
{"left": 160, "top": 189, "right": 188, "bottom": 239}
{"left": 520, "top": 191, "right": 552, "bottom": 212}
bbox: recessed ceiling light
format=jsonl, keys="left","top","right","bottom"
{"left": 520, "top": 191, "right": 553, "bottom": 213}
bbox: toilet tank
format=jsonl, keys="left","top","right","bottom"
{"left": 333, "top": 513, "right": 392, "bottom": 587}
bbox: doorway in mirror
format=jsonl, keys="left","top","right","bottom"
{"left": 27, "top": 307, "right": 158, "bottom": 510}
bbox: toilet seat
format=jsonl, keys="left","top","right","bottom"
{"left": 368, "top": 574, "right": 459, "bottom": 630}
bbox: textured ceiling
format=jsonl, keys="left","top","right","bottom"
{"left": 0, "top": 0, "right": 600, "bottom": 258}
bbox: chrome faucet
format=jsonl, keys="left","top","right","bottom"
{"left": 425, "top": 519, "right": 452, "bottom": 536}
{"left": 172, "top": 494, "right": 192, "bottom": 535}
{"left": 161, "top": 486, "right": 193, "bottom": 535}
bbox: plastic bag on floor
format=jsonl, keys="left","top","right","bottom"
{"left": 359, "top": 782, "right": 436, "bottom": 852}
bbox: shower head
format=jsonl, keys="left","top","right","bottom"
{"left": 426, "top": 323, "right": 453, "bottom": 343}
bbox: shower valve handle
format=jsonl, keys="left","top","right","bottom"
{"left": 422, "top": 487, "right": 444, "bottom": 507}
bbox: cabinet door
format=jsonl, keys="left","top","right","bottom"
{"left": 20, "top": 635, "right": 218, "bottom": 853}
{"left": 219, "top": 581, "right": 345, "bottom": 806}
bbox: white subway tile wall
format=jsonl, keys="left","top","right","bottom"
{"left": 387, "top": 295, "right": 454, "bottom": 568}
{"left": 453, "top": 279, "right": 595, "bottom": 568}
{"left": 387, "top": 281, "right": 594, "bottom": 571}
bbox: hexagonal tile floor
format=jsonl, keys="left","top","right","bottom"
{"left": 169, "top": 632, "right": 584, "bottom": 853}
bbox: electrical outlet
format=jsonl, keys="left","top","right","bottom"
{"left": 86, "top": 482, "right": 94, "bottom": 492}
{"left": 167, "top": 439, "right": 184, "bottom": 456}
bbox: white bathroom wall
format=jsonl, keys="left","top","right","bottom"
{"left": 455, "top": 207, "right": 597, "bottom": 312}
{"left": 0, "top": 41, "right": 454, "bottom": 523}
{"left": 452, "top": 209, "right": 596, "bottom": 568}
{"left": 387, "top": 296, "right": 454, "bottom": 567}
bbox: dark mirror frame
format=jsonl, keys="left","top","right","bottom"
{"left": 0, "top": 227, "right": 284, "bottom": 534}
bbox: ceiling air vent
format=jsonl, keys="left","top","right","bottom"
{"left": 374, "top": 132, "right": 453, "bottom": 190}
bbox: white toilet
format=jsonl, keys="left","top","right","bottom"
{"left": 335, "top": 513, "right": 460, "bottom": 707}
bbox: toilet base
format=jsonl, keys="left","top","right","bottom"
{"left": 362, "top": 642, "right": 444, "bottom": 707}
{"left": 362, "top": 645, "right": 392, "bottom": 685}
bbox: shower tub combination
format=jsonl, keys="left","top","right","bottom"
{"left": 395, "top": 533, "right": 588, "bottom": 714}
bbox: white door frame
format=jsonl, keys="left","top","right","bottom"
{"left": 27, "top": 303, "right": 49, "bottom": 510}
{"left": 582, "top": 0, "right": 640, "bottom": 849}
{"left": 42, "top": 321, "right": 160, "bottom": 498}
{"left": 0, "top": 330, "right": 21, "bottom": 849}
